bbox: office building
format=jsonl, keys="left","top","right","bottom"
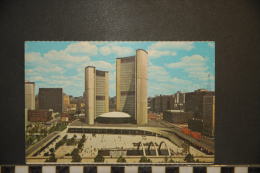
{"left": 28, "top": 109, "right": 52, "bottom": 122}
{"left": 116, "top": 49, "right": 148, "bottom": 125}
{"left": 38, "top": 88, "right": 63, "bottom": 113}
{"left": 184, "top": 89, "right": 214, "bottom": 119}
{"left": 63, "top": 94, "right": 70, "bottom": 112}
{"left": 109, "top": 96, "right": 116, "bottom": 112}
{"left": 163, "top": 110, "right": 192, "bottom": 124}
{"left": 173, "top": 91, "right": 185, "bottom": 109}
{"left": 202, "top": 95, "right": 215, "bottom": 137}
{"left": 150, "top": 95, "right": 175, "bottom": 113}
{"left": 25, "top": 81, "right": 35, "bottom": 110}
{"left": 85, "top": 66, "right": 109, "bottom": 125}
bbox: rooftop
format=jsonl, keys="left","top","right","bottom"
{"left": 97, "top": 111, "right": 131, "bottom": 118}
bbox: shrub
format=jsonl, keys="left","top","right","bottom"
{"left": 117, "top": 156, "right": 126, "bottom": 163}
{"left": 139, "top": 156, "right": 152, "bottom": 163}
{"left": 94, "top": 154, "right": 105, "bottom": 162}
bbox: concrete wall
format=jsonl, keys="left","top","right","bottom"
{"left": 95, "top": 70, "right": 109, "bottom": 116}
{"left": 116, "top": 59, "right": 121, "bottom": 112}
{"left": 104, "top": 72, "right": 109, "bottom": 113}
{"left": 85, "top": 67, "right": 95, "bottom": 125}
{"left": 136, "top": 49, "right": 148, "bottom": 125}
{"left": 116, "top": 57, "right": 136, "bottom": 117}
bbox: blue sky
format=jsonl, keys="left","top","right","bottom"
{"left": 25, "top": 41, "right": 215, "bottom": 97}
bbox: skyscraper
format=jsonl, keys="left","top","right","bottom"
{"left": 116, "top": 49, "right": 148, "bottom": 125}
{"left": 25, "top": 81, "right": 35, "bottom": 110}
{"left": 38, "top": 88, "right": 63, "bottom": 113}
{"left": 63, "top": 94, "right": 70, "bottom": 112}
{"left": 202, "top": 95, "right": 215, "bottom": 137}
{"left": 85, "top": 66, "right": 109, "bottom": 125}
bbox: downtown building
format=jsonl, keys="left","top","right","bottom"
{"left": 63, "top": 94, "right": 70, "bottom": 112}
{"left": 116, "top": 49, "right": 148, "bottom": 125}
{"left": 85, "top": 66, "right": 109, "bottom": 125}
{"left": 38, "top": 88, "right": 63, "bottom": 113}
{"left": 185, "top": 89, "right": 215, "bottom": 136}
{"left": 25, "top": 81, "right": 35, "bottom": 110}
{"left": 25, "top": 81, "right": 35, "bottom": 126}
{"left": 202, "top": 95, "right": 215, "bottom": 137}
{"left": 184, "top": 89, "right": 214, "bottom": 119}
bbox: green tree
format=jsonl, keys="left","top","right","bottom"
{"left": 139, "top": 156, "right": 152, "bottom": 163}
{"left": 49, "top": 148, "right": 55, "bottom": 153}
{"left": 45, "top": 152, "right": 57, "bottom": 162}
{"left": 94, "top": 154, "right": 105, "bottom": 162}
{"left": 117, "top": 156, "right": 126, "bottom": 163}
{"left": 184, "top": 153, "right": 195, "bottom": 162}
{"left": 168, "top": 158, "right": 175, "bottom": 163}
{"left": 63, "top": 135, "right": 68, "bottom": 140}
{"left": 71, "top": 148, "right": 82, "bottom": 162}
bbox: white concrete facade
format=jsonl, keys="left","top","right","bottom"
{"left": 85, "top": 67, "right": 109, "bottom": 125}
{"left": 136, "top": 49, "right": 148, "bottom": 125}
{"left": 85, "top": 67, "right": 96, "bottom": 125}
{"left": 25, "top": 81, "right": 35, "bottom": 110}
{"left": 116, "top": 49, "right": 148, "bottom": 125}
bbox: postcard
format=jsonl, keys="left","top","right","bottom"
{"left": 25, "top": 41, "right": 215, "bottom": 164}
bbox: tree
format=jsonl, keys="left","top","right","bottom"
{"left": 63, "top": 135, "right": 68, "bottom": 140}
{"left": 168, "top": 158, "right": 175, "bottom": 163}
{"left": 45, "top": 152, "right": 57, "bottom": 162}
{"left": 139, "top": 156, "right": 152, "bottom": 163}
{"left": 117, "top": 156, "right": 126, "bottom": 163}
{"left": 184, "top": 153, "right": 195, "bottom": 162}
{"left": 71, "top": 148, "right": 79, "bottom": 156}
{"left": 72, "top": 153, "right": 82, "bottom": 162}
{"left": 49, "top": 148, "right": 55, "bottom": 153}
{"left": 78, "top": 142, "right": 84, "bottom": 150}
{"left": 94, "top": 154, "right": 105, "bottom": 162}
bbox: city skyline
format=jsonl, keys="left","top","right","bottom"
{"left": 25, "top": 41, "right": 215, "bottom": 97}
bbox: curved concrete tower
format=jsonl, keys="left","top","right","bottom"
{"left": 85, "top": 66, "right": 96, "bottom": 125}
{"left": 85, "top": 66, "right": 109, "bottom": 125}
{"left": 136, "top": 49, "right": 148, "bottom": 125}
{"left": 116, "top": 49, "right": 148, "bottom": 125}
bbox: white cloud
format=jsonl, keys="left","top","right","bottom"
{"left": 99, "top": 45, "right": 134, "bottom": 57}
{"left": 170, "top": 77, "right": 192, "bottom": 85}
{"left": 32, "top": 66, "right": 64, "bottom": 73}
{"left": 149, "top": 42, "right": 194, "bottom": 51}
{"left": 149, "top": 64, "right": 170, "bottom": 82}
{"left": 208, "top": 42, "right": 215, "bottom": 47}
{"left": 25, "top": 52, "right": 48, "bottom": 64}
{"left": 148, "top": 50, "right": 177, "bottom": 58}
{"left": 99, "top": 46, "right": 111, "bottom": 56}
{"left": 166, "top": 55, "right": 213, "bottom": 81}
{"left": 166, "top": 55, "right": 206, "bottom": 68}
{"left": 91, "top": 61, "right": 113, "bottom": 70}
{"left": 44, "top": 50, "right": 90, "bottom": 63}
{"left": 65, "top": 42, "right": 98, "bottom": 55}
{"left": 27, "top": 76, "right": 46, "bottom": 82}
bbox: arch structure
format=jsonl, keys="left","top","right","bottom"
{"left": 137, "top": 141, "right": 146, "bottom": 156}
{"left": 147, "top": 141, "right": 159, "bottom": 156}
{"left": 158, "top": 141, "right": 171, "bottom": 156}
